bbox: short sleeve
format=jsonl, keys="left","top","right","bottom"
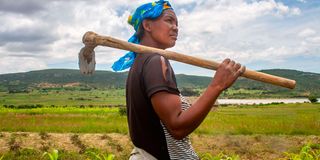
{"left": 143, "top": 55, "right": 180, "bottom": 98}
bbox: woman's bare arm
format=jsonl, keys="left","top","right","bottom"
{"left": 151, "top": 58, "right": 245, "bottom": 140}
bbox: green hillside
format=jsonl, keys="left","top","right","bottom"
{"left": 231, "top": 69, "right": 320, "bottom": 98}
{"left": 0, "top": 69, "right": 319, "bottom": 98}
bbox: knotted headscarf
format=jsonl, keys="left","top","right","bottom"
{"left": 111, "top": 0, "right": 173, "bottom": 72}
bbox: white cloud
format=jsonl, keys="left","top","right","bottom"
{"left": 0, "top": 0, "right": 319, "bottom": 75}
{"left": 290, "top": 7, "right": 301, "bottom": 15}
{"left": 297, "top": 0, "right": 307, "bottom": 3}
{"left": 171, "top": 0, "right": 308, "bottom": 66}
{"left": 298, "top": 28, "right": 317, "bottom": 37}
{"left": 0, "top": 57, "right": 47, "bottom": 74}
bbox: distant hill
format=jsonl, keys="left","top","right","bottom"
{"left": 0, "top": 69, "right": 319, "bottom": 98}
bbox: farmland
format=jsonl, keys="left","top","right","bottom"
{"left": 0, "top": 90, "right": 320, "bottom": 159}
{"left": 0, "top": 90, "right": 126, "bottom": 107}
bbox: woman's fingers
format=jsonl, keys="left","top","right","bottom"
{"left": 221, "top": 58, "right": 245, "bottom": 77}
{"left": 235, "top": 63, "right": 241, "bottom": 70}
{"left": 222, "top": 58, "right": 231, "bottom": 66}
{"left": 236, "top": 65, "right": 246, "bottom": 76}
{"left": 229, "top": 60, "right": 235, "bottom": 67}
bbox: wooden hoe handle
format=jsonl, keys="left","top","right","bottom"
{"left": 82, "top": 31, "right": 296, "bottom": 89}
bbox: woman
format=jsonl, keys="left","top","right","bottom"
{"left": 112, "top": 1, "right": 245, "bottom": 159}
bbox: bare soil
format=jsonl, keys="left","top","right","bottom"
{"left": 0, "top": 132, "right": 319, "bottom": 160}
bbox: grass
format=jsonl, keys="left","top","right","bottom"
{"left": 0, "top": 107, "right": 127, "bottom": 133}
{"left": 0, "top": 103, "right": 319, "bottom": 135}
{"left": 0, "top": 148, "right": 97, "bottom": 160}
{"left": 195, "top": 103, "right": 320, "bottom": 135}
{"left": 0, "top": 90, "right": 125, "bottom": 107}
{"left": 0, "top": 90, "right": 319, "bottom": 159}
{"left": 280, "top": 143, "right": 320, "bottom": 160}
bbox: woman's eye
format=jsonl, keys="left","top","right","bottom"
{"left": 165, "top": 19, "right": 173, "bottom": 23}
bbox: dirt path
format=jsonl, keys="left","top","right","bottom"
{"left": 0, "top": 132, "right": 319, "bottom": 159}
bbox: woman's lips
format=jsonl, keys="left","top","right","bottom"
{"left": 170, "top": 35, "right": 178, "bottom": 40}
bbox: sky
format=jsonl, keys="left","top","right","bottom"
{"left": 0, "top": 0, "right": 319, "bottom": 76}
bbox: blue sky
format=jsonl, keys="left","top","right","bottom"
{"left": 0, "top": 0, "right": 319, "bottom": 76}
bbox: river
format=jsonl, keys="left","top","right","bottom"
{"left": 216, "top": 98, "right": 319, "bottom": 105}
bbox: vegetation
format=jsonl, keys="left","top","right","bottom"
{"left": 0, "top": 69, "right": 319, "bottom": 98}
{"left": 0, "top": 89, "right": 125, "bottom": 107}
{"left": 0, "top": 133, "right": 319, "bottom": 159}
{"left": 0, "top": 148, "right": 116, "bottom": 160}
{"left": 85, "top": 151, "right": 115, "bottom": 160}
{"left": 308, "top": 95, "right": 319, "bottom": 103}
{"left": 280, "top": 143, "right": 320, "bottom": 160}
{"left": 200, "top": 152, "right": 240, "bottom": 160}
{"left": 0, "top": 103, "right": 319, "bottom": 135}
{"left": 0, "top": 69, "right": 319, "bottom": 159}
{"left": 42, "top": 149, "right": 59, "bottom": 160}
{"left": 0, "top": 137, "right": 320, "bottom": 160}
{"left": 180, "top": 87, "right": 200, "bottom": 96}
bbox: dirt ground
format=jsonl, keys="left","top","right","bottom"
{"left": 0, "top": 132, "right": 319, "bottom": 160}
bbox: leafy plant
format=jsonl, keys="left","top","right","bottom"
{"left": 42, "top": 149, "right": 59, "bottom": 160}
{"left": 85, "top": 151, "right": 115, "bottom": 160}
{"left": 200, "top": 152, "right": 240, "bottom": 160}
{"left": 281, "top": 143, "right": 320, "bottom": 160}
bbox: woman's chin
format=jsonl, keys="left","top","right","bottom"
{"left": 160, "top": 40, "right": 176, "bottom": 49}
{"left": 166, "top": 43, "right": 176, "bottom": 49}
{"left": 168, "top": 40, "right": 176, "bottom": 48}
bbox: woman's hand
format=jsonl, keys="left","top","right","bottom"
{"left": 210, "top": 58, "right": 246, "bottom": 92}
{"left": 151, "top": 58, "right": 245, "bottom": 140}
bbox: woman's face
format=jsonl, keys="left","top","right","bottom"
{"left": 149, "top": 9, "right": 178, "bottom": 49}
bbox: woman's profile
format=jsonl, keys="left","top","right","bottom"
{"left": 110, "top": 0, "right": 245, "bottom": 159}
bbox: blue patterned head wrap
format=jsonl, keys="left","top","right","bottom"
{"left": 111, "top": 0, "right": 173, "bottom": 72}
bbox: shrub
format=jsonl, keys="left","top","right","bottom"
{"left": 180, "top": 87, "right": 200, "bottom": 96}
{"left": 308, "top": 95, "right": 318, "bottom": 103}
{"left": 118, "top": 107, "right": 127, "bottom": 116}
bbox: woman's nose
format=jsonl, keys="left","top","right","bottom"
{"left": 172, "top": 24, "right": 178, "bottom": 32}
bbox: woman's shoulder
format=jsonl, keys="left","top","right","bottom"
{"left": 136, "top": 53, "right": 167, "bottom": 65}
{"left": 143, "top": 53, "right": 169, "bottom": 63}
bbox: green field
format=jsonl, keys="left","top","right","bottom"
{"left": 1, "top": 90, "right": 319, "bottom": 135}
{"left": 0, "top": 90, "right": 126, "bottom": 107}
{"left": 1, "top": 91, "right": 320, "bottom": 159}
{"left": 0, "top": 102, "right": 319, "bottom": 135}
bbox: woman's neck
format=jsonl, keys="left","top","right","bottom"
{"left": 140, "top": 36, "right": 165, "bottom": 49}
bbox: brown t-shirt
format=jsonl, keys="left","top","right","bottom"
{"left": 126, "top": 53, "right": 180, "bottom": 159}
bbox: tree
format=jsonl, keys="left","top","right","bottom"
{"left": 180, "top": 87, "right": 199, "bottom": 96}
{"left": 308, "top": 95, "right": 318, "bottom": 103}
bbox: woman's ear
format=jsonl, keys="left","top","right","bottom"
{"left": 142, "top": 20, "right": 152, "bottom": 32}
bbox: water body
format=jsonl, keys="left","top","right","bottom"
{"left": 217, "top": 98, "right": 316, "bottom": 105}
